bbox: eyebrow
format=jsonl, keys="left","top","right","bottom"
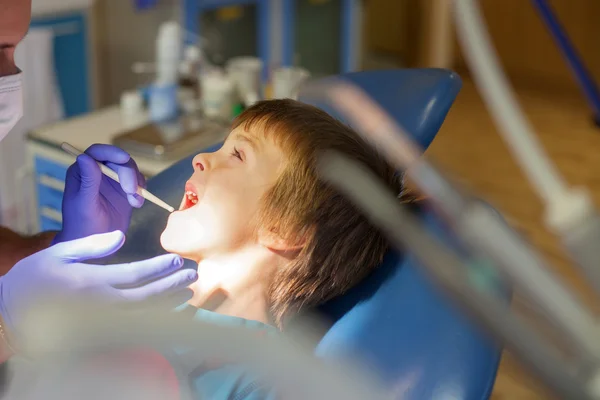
{"left": 232, "top": 133, "right": 260, "bottom": 152}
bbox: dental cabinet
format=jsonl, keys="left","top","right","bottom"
{"left": 283, "top": 0, "right": 362, "bottom": 75}
{"left": 182, "top": 0, "right": 362, "bottom": 78}
{"left": 183, "top": 0, "right": 273, "bottom": 78}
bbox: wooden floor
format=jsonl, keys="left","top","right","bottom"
{"left": 426, "top": 78, "right": 600, "bottom": 399}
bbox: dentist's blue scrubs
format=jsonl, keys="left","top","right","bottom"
{"left": 167, "top": 305, "right": 279, "bottom": 400}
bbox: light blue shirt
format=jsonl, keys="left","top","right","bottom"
{"left": 167, "top": 305, "right": 278, "bottom": 400}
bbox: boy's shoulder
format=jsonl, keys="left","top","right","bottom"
{"left": 170, "top": 305, "right": 278, "bottom": 400}
{"left": 175, "top": 304, "right": 277, "bottom": 332}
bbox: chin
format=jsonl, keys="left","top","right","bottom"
{"left": 160, "top": 214, "right": 203, "bottom": 259}
{"left": 160, "top": 233, "right": 203, "bottom": 263}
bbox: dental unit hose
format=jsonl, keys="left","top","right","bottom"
{"left": 318, "top": 151, "right": 597, "bottom": 400}
{"left": 301, "top": 81, "right": 600, "bottom": 363}
{"left": 453, "top": 0, "right": 600, "bottom": 298}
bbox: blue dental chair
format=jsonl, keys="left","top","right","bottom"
{"left": 113, "top": 69, "right": 503, "bottom": 399}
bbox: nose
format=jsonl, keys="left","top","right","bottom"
{"left": 192, "top": 153, "right": 206, "bottom": 171}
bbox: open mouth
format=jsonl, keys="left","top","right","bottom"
{"left": 179, "top": 182, "right": 200, "bottom": 211}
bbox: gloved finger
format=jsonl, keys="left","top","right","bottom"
{"left": 135, "top": 160, "right": 147, "bottom": 189}
{"left": 107, "top": 254, "right": 189, "bottom": 287}
{"left": 52, "top": 231, "right": 126, "bottom": 262}
{"left": 85, "top": 144, "right": 131, "bottom": 165}
{"left": 108, "top": 157, "right": 146, "bottom": 208}
{"left": 105, "top": 159, "right": 139, "bottom": 196}
{"left": 76, "top": 154, "right": 102, "bottom": 201}
{"left": 129, "top": 161, "right": 147, "bottom": 208}
{"left": 63, "top": 162, "right": 82, "bottom": 201}
{"left": 115, "top": 269, "right": 198, "bottom": 302}
{"left": 127, "top": 193, "right": 144, "bottom": 208}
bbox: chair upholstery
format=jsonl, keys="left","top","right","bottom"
{"left": 110, "top": 68, "right": 502, "bottom": 399}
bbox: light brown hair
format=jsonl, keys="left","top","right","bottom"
{"left": 233, "top": 99, "right": 413, "bottom": 327}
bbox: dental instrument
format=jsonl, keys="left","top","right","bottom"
{"left": 60, "top": 143, "right": 175, "bottom": 213}
{"left": 317, "top": 150, "right": 596, "bottom": 400}
{"left": 454, "top": 0, "right": 600, "bottom": 298}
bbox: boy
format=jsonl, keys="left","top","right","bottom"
{"left": 161, "top": 99, "right": 411, "bottom": 328}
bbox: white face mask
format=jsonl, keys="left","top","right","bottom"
{"left": 0, "top": 72, "right": 24, "bottom": 142}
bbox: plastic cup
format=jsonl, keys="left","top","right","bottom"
{"left": 226, "top": 56, "right": 263, "bottom": 104}
{"left": 272, "top": 67, "right": 311, "bottom": 100}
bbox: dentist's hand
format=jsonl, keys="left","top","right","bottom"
{"left": 55, "top": 144, "right": 146, "bottom": 244}
{"left": 0, "top": 231, "right": 197, "bottom": 348}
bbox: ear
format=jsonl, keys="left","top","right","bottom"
{"left": 258, "top": 226, "right": 307, "bottom": 253}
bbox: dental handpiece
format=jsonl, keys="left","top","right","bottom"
{"left": 60, "top": 142, "right": 175, "bottom": 213}
{"left": 300, "top": 82, "right": 600, "bottom": 363}
{"left": 317, "top": 151, "right": 596, "bottom": 400}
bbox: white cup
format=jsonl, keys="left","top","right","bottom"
{"left": 200, "top": 70, "right": 234, "bottom": 121}
{"left": 272, "top": 67, "right": 310, "bottom": 100}
{"left": 226, "top": 56, "right": 263, "bottom": 105}
{"left": 120, "top": 90, "right": 144, "bottom": 115}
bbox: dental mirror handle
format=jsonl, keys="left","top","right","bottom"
{"left": 60, "top": 142, "right": 175, "bottom": 213}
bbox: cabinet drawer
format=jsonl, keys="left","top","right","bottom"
{"left": 36, "top": 180, "right": 64, "bottom": 211}
{"left": 40, "top": 217, "right": 62, "bottom": 232}
{"left": 34, "top": 156, "right": 68, "bottom": 181}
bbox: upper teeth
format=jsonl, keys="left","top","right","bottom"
{"left": 186, "top": 191, "right": 198, "bottom": 204}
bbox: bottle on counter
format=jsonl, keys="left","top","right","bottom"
{"left": 179, "top": 45, "right": 206, "bottom": 117}
{"left": 149, "top": 21, "right": 181, "bottom": 124}
{"left": 120, "top": 90, "right": 146, "bottom": 128}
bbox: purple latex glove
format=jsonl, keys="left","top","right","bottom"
{"left": 55, "top": 144, "right": 146, "bottom": 244}
{"left": 0, "top": 231, "right": 197, "bottom": 347}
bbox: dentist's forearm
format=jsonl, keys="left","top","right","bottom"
{"left": 0, "top": 227, "right": 57, "bottom": 275}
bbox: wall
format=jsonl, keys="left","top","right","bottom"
{"left": 95, "top": 0, "right": 180, "bottom": 106}
{"left": 362, "top": 0, "right": 441, "bottom": 68}
{"left": 452, "top": 0, "right": 600, "bottom": 94}
{"left": 364, "top": 0, "right": 408, "bottom": 56}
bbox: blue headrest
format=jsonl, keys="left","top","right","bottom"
{"left": 300, "top": 68, "right": 463, "bottom": 149}
{"left": 111, "top": 69, "right": 502, "bottom": 399}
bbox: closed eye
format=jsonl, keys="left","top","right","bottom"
{"left": 231, "top": 147, "right": 243, "bottom": 161}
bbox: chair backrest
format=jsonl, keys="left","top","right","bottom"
{"left": 303, "top": 69, "right": 501, "bottom": 399}
{"left": 112, "top": 69, "right": 502, "bottom": 399}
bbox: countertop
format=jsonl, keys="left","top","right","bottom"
{"left": 31, "top": 0, "right": 96, "bottom": 18}
{"left": 28, "top": 106, "right": 181, "bottom": 177}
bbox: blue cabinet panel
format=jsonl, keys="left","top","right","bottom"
{"left": 30, "top": 13, "right": 91, "bottom": 118}
{"left": 34, "top": 156, "right": 68, "bottom": 181}
{"left": 34, "top": 156, "right": 68, "bottom": 232}
{"left": 41, "top": 218, "right": 62, "bottom": 232}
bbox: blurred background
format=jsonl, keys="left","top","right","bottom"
{"left": 5, "top": 0, "right": 600, "bottom": 398}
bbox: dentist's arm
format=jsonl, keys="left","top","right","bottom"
{"left": 0, "top": 228, "right": 56, "bottom": 275}
{"left": 0, "top": 231, "right": 198, "bottom": 361}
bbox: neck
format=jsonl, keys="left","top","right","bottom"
{"left": 189, "top": 245, "right": 280, "bottom": 325}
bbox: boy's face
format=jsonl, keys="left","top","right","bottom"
{"left": 161, "top": 124, "right": 285, "bottom": 259}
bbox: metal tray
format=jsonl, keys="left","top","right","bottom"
{"left": 112, "top": 118, "right": 229, "bottom": 161}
